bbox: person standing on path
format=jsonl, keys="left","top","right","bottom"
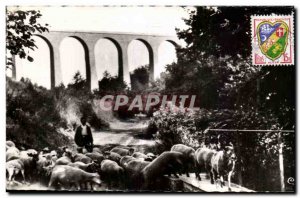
{"left": 75, "top": 116, "right": 93, "bottom": 152}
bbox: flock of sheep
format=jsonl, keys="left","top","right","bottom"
{"left": 6, "top": 140, "right": 237, "bottom": 191}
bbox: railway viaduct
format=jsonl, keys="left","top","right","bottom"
{"left": 12, "top": 30, "right": 179, "bottom": 90}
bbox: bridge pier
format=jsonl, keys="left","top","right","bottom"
{"left": 50, "top": 40, "right": 63, "bottom": 88}
{"left": 85, "top": 38, "right": 99, "bottom": 90}
{"left": 119, "top": 41, "right": 131, "bottom": 87}
{"left": 150, "top": 43, "right": 160, "bottom": 82}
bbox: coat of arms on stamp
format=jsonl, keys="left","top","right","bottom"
{"left": 251, "top": 15, "right": 294, "bottom": 66}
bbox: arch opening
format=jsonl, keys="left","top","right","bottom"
{"left": 95, "top": 38, "right": 122, "bottom": 82}
{"left": 15, "top": 35, "right": 52, "bottom": 89}
{"left": 128, "top": 39, "right": 153, "bottom": 90}
{"left": 59, "top": 36, "right": 89, "bottom": 87}
{"left": 156, "top": 40, "right": 178, "bottom": 80}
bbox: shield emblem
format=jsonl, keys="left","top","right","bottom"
{"left": 257, "top": 21, "right": 289, "bottom": 61}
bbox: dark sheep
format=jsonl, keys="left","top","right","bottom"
{"left": 194, "top": 147, "right": 216, "bottom": 182}
{"left": 100, "top": 159, "right": 124, "bottom": 187}
{"left": 19, "top": 149, "right": 39, "bottom": 182}
{"left": 85, "top": 152, "right": 105, "bottom": 164}
{"left": 124, "top": 159, "right": 150, "bottom": 189}
{"left": 73, "top": 153, "right": 92, "bottom": 164}
{"left": 141, "top": 151, "right": 186, "bottom": 189}
{"left": 171, "top": 144, "right": 196, "bottom": 177}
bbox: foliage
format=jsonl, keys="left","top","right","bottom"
{"left": 6, "top": 9, "right": 49, "bottom": 67}
{"left": 6, "top": 77, "right": 70, "bottom": 150}
{"left": 97, "top": 71, "right": 127, "bottom": 95}
{"left": 130, "top": 65, "right": 149, "bottom": 91}
{"left": 150, "top": 105, "right": 293, "bottom": 191}
{"left": 177, "top": 6, "right": 294, "bottom": 60}
{"left": 167, "top": 6, "right": 295, "bottom": 118}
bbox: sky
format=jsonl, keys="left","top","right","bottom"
{"left": 8, "top": 6, "right": 192, "bottom": 89}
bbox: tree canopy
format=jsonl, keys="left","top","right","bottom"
{"left": 6, "top": 9, "right": 49, "bottom": 67}
{"left": 163, "top": 6, "right": 295, "bottom": 128}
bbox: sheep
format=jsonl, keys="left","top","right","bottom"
{"left": 67, "top": 161, "right": 101, "bottom": 190}
{"left": 124, "top": 159, "right": 150, "bottom": 189}
{"left": 73, "top": 153, "right": 92, "bottom": 164}
{"left": 171, "top": 144, "right": 196, "bottom": 177}
{"left": 57, "top": 146, "right": 68, "bottom": 158}
{"left": 132, "top": 152, "right": 147, "bottom": 159}
{"left": 50, "top": 150, "right": 58, "bottom": 163}
{"left": 110, "top": 147, "right": 135, "bottom": 156}
{"left": 141, "top": 151, "right": 186, "bottom": 189}
{"left": 6, "top": 146, "right": 20, "bottom": 161}
{"left": 85, "top": 152, "right": 105, "bottom": 164}
{"left": 120, "top": 156, "right": 136, "bottom": 168}
{"left": 6, "top": 140, "right": 15, "bottom": 149}
{"left": 132, "top": 152, "right": 155, "bottom": 162}
{"left": 194, "top": 147, "right": 216, "bottom": 182}
{"left": 36, "top": 153, "right": 55, "bottom": 185}
{"left": 19, "top": 149, "right": 39, "bottom": 182}
{"left": 145, "top": 153, "right": 157, "bottom": 161}
{"left": 6, "top": 159, "right": 25, "bottom": 184}
{"left": 104, "top": 151, "right": 122, "bottom": 164}
{"left": 100, "top": 159, "right": 124, "bottom": 187}
{"left": 48, "top": 165, "right": 101, "bottom": 190}
{"left": 211, "top": 145, "right": 237, "bottom": 191}
{"left": 55, "top": 148, "right": 75, "bottom": 165}
{"left": 67, "top": 161, "right": 99, "bottom": 172}
{"left": 92, "top": 147, "right": 102, "bottom": 154}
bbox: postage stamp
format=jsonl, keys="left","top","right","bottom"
{"left": 251, "top": 14, "right": 294, "bottom": 66}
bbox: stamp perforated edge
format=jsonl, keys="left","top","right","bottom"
{"left": 251, "top": 13, "right": 295, "bottom": 66}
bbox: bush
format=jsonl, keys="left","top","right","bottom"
{"left": 6, "top": 77, "right": 71, "bottom": 150}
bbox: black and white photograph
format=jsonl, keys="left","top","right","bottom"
{"left": 5, "top": 4, "right": 296, "bottom": 193}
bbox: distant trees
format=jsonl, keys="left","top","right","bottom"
{"left": 98, "top": 71, "right": 127, "bottom": 94}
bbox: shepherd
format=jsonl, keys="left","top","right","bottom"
{"left": 75, "top": 116, "right": 94, "bottom": 153}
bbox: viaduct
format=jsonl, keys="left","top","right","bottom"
{"left": 12, "top": 30, "right": 179, "bottom": 90}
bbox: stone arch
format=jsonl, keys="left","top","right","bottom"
{"left": 94, "top": 37, "right": 123, "bottom": 81}
{"left": 165, "top": 39, "right": 180, "bottom": 48}
{"left": 14, "top": 35, "right": 53, "bottom": 89}
{"left": 59, "top": 36, "right": 91, "bottom": 88}
{"left": 33, "top": 35, "right": 55, "bottom": 88}
{"left": 128, "top": 39, "right": 154, "bottom": 84}
{"left": 156, "top": 39, "right": 178, "bottom": 79}
{"left": 135, "top": 39, "right": 154, "bottom": 71}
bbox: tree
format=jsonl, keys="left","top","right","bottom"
{"left": 98, "top": 71, "right": 127, "bottom": 94}
{"left": 177, "top": 6, "right": 294, "bottom": 61}
{"left": 166, "top": 6, "right": 295, "bottom": 118}
{"left": 6, "top": 9, "right": 49, "bottom": 68}
{"left": 67, "top": 71, "right": 89, "bottom": 91}
{"left": 130, "top": 65, "right": 149, "bottom": 91}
